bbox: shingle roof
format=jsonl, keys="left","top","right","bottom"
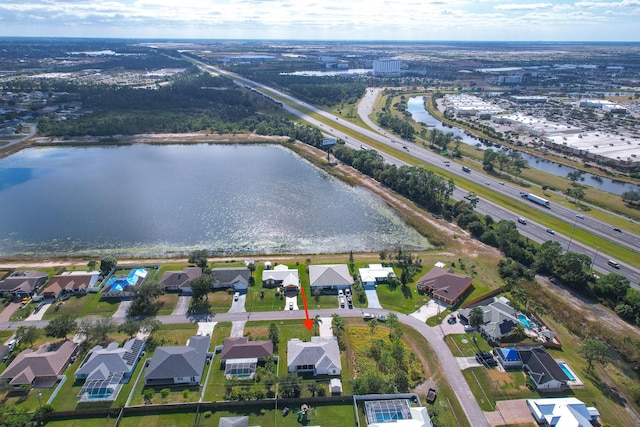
{"left": 0, "top": 271, "right": 47, "bottom": 293}
{"left": 43, "top": 273, "right": 95, "bottom": 296}
{"left": 519, "top": 346, "right": 569, "bottom": 386}
{"left": 144, "top": 335, "right": 210, "bottom": 381}
{"left": 220, "top": 337, "right": 273, "bottom": 362}
{"left": 75, "top": 338, "right": 145, "bottom": 380}
{"left": 0, "top": 340, "right": 76, "bottom": 385}
{"left": 309, "top": 264, "right": 353, "bottom": 288}
{"left": 212, "top": 268, "right": 250, "bottom": 285}
{"left": 416, "top": 267, "right": 473, "bottom": 303}
{"left": 158, "top": 267, "right": 202, "bottom": 289}
{"left": 287, "top": 337, "right": 340, "bottom": 372}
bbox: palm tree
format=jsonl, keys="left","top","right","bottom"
{"left": 468, "top": 307, "right": 485, "bottom": 342}
{"left": 331, "top": 313, "right": 344, "bottom": 337}
{"left": 313, "top": 315, "right": 323, "bottom": 336}
{"left": 510, "top": 323, "right": 527, "bottom": 341}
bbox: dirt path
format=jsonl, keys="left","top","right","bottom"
{"left": 536, "top": 275, "right": 640, "bottom": 336}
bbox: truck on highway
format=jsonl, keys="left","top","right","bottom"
{"left": 521, "top": 192, "right": 550, "bottom": 208}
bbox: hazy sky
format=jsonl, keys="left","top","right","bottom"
{"left": 0, "top": 0, "right": 639, "bottom": 41}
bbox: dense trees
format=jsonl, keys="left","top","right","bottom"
{"left": 188, "top": 249, "right": 209, "bottom": 270}
{"left": 15, "top": 326, "right": 40, "bottom": 348}
{"left": 190, "top": 275, "right": 213, "bottom": 304}
{"left": 128, "top": 282, "right": 164, "bottom": 317}
{"left": 100, "top": 256, "right": 117, "bottom": 275}
{"left": 79, "top": 317, "right": 115, "bottom": 346}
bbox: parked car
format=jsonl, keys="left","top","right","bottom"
{"left": 344, "top": 288, "right": 351, "bottom": 297}
{"left": 377, "top": 314, "right": 387, "bottom": 322}
{"left": 338, "top": 290, "right": 344, "bottom": 296}
{"left": 288, "top": 301, "right": 293, "bottom": 310}
{"left": 339, "top": 297, "right": 345, "bottom": 307}
{"left": 233, "top": 292, "right": 240, "bottom": 301}
{"left": 362, "top": 313, "right": 374, "bottom": 320}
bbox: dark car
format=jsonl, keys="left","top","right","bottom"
{"left": 613, "top": 227, "right": 622, "bottom": 232}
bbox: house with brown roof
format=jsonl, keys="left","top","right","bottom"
{"left": 0, "top": 271, "right": 48, "bottom": 298}
{"left": 41, "top": 272, "right": 99, "bottom": 299}
{"left": 0, "top": 340, "right": 77, "bottom": 388}
{"left": 416, "top": 267, "right": 473, "bottom": 306}
{"left": 220, "top": 337, "right": 273, "bottom": 380}
{"left": 157, "top": 267, "right": 202, "bottom": 293}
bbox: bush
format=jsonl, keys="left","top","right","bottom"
{"left": 204, "top": 411, "right": 212, "bottom": 418}
{"left": 161, "top": 388, "right": 170, "bottom": 398}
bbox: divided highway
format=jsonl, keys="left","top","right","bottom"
{"left": 197, "top": 61, "right": 639, "bottom": 287}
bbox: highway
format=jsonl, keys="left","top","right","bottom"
{"left": 197, "top": 61, "right": 639, "bottom": 287}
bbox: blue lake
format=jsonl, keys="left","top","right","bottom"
{"left": 0, "top": 143, "right": 429, "bottom": 257}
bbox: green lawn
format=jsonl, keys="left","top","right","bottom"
{"left": 445, "top": 333, "right": 495, "bottom": 357}
{"left": 43, "top": 292, "right": 121, "bottom": 319}
{"left": 155, "top": 292, "right": 179, "bottom": 315}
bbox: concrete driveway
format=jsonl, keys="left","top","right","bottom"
{"left": 113, "top": 300, "right": 131, "bottom": 318}
{"left": 228, "top": 294, "right": 246, "bottom": 313}
{"left": 485, "top": 399, "right": 535, "bottom": 427}
{"left": 172, "top": 295, "right": 191, "bottom": 316}
{"left": 25, "top": 299, "right": 55, "bottom": 321}
{"left": 285, "top": 295, "right": 298, "bottom": 311}
{"left": 365, "top": 289, "right": 381, "bottom": 308}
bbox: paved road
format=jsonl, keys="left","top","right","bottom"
{"left": 0, "top": 306, "right": 490, "bottom": 427}
{"left": 192, "top": 59, "right": 640, "bottom": 286}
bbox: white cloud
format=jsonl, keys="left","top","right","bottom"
{"left": 494, "top": 3, "right": 553, "bottom": 11}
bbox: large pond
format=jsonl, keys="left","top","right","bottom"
{"left": 0, "top": 144, "right": 429, "bottom": 257}
{"left": 407, "top": 96, "right": 640, "bottom": 196}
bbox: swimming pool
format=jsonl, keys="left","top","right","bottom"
{"left": 558, "top": 362, "right": 576, "bottom": 381}
{"left": 517, "top": 313, "right": 532, "bottom": 329}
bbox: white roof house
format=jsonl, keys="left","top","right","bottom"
{"left": 261, "top": 265, "right": 300, "bottom": 289}
{"left": 358, "top": 264, "right": 395, "bottom": 289}
{"left": 527, "top": 397, "right": 599, "bottom": 426}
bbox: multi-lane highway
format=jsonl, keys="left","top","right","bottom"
{"left": 197, "top": 61, "right": 639, "bottom": 286}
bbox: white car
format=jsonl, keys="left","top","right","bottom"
{"left": 233, "top": 292, "right": 240, "bottom": 301}
{"left": 289, "top": 301, "right": 293, "bottom": 310}
{"left": 576, "top": 214, "right": 584, "bottom": 219}
{"left": 338, "top": 290, "right": 344, "bottom": 296}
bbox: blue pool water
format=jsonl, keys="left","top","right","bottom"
{"left": 517, "top": 314, "right": 532, "bottom": 329}
{"left": 559, "top": 362, "right": 576, "bottom": 381}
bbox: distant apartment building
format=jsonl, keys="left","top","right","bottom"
{"left": 498, "top": 75, "right": 522, "bottom": 84}
{"left": 373, "top": 60, "right": 401, "bottom": 76}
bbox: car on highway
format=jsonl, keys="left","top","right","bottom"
{"left": 499, "top": 182, "right": 504, "bottom": 185}
{"left": 546, "top": 228, "right": 555, "bottom": 234}
{"left": 485, "top": 181, "right": 490, "bottom": 186}
{"left": 613, "top": 227, "right": 622, "bottom": 232}
{"left": 576, "top": 214, "right": 584, "bottom": 219}
{"left": 517, "top": 217, "right": 527, "bottom": 225}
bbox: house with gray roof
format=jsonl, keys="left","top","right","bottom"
{"left": 519, "top": 346, "right": 569, "bottom": 392}
{"left": 287, "top": 337, "right": 341, "bottom": 376}
{"left": 157, "top": 267, "right": 202, "bottom": 293}
{"left": 309, "top": 264, "right": 353, "bottom": 293}
{"left": 0, "top": 340, "right": 77, "bottom": 388}
{"left": 459, "top": 297, "right": 520, "bottom": 343}
{"left": 0, "top": 271, "right": 48, "bottom": 298}
{"left": 75, "top": 337, "right": 145, "bottom": 402}
{"left": 144, "top": 335, "right": 211, "bottom": 386}
{"left": 212, "top": 267, "right": 251, "bottom": 291}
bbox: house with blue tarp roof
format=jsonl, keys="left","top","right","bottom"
{"left": 496, "top": 347, "right": 522, "bottom": 370}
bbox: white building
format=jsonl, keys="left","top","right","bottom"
{"left": 373, "top": 60, "right": 401, "bottom": 76}
{"left": 527, "top": 397, "right": 599, "bottom": 426}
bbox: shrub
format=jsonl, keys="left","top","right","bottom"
{"left": 161, "top": 388, "right": 170, "bottom": 398}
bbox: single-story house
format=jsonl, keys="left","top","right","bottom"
{"left": 309, "top": 264, "right": 353, "bottom": 293}
{"left": 459, "top": 297, "right": 520, "bottom": 343}
{"left": 219, "top": 337, "right": 273, "bottom": 380}
{"left": 212, "top": 267, "right": 251, "bottom": 291}
{"left": 261, "top": 265, "right": 299, "bottom": 292}
{"left": 494, "top": 347, "right": 522, "bottom": 370}
{"left": 41, "top": 272, "right": 99, "bottom": 299}
{"left": 75, "top": 338, "right": 146, "bottom": 402}
{"left": 287, "top": 336, "right": 341, "bottom": 376}
{"left": 0, "top": 340, "right": 77, "bottom": 388}
{"left": 0, "top": 344, "right": 10, "bottom": 361}
{"left": 519, "top": 346, "right": 569, "bottom": 392}
{"left": 416, "top": 267, "right": 473, "bottom": 306}
{"left": 358, "top": 264, "right": 395, "bottom": 290}
{"left": 144, "top": 335, "right": 211, "bottom": 386}
{"left": 157, "top": 267, "right": 202, "bottom": 293}
{"left": 527, "top": 397, "right": 599, "bottom": 425}
{"left": 0, "top": 271, "right": 48, "bottom": 298}
{"left": 219, "top": 337, "right": 273, "bottom": 365}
